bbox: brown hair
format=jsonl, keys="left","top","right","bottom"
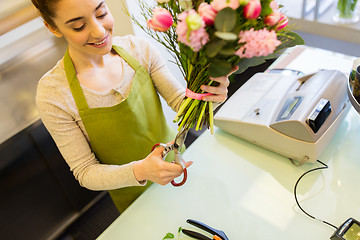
{"left": 31, "top": 0, "right": 61, "bottom": 29}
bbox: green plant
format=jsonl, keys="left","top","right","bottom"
{"left": 337, "top": 0, "right": 358, "bottom": 18}
{"left": 163, "top": 227, "right": 183, "bottom": 240}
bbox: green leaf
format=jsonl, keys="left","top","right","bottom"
{"left": 350, "top": 69, "right": 356, "bottom": 81}
{"left": 205, "top": 40, "right": 227, "bottom": 58}
{"left": 219, "top": 46, "right": 236, "bottom": 56}
{"left": 260, "top": 0, "right": 273, "bottom": 16}
{"left": 287, "top": 32, "right": 305, "bottom": 45}
{"left": 208, "top": 60, "right": 232, "bottom": 77}
{"left": 277, "top": 31, "right": 305, "bottom": 51}
{"left": 352, "top": 0, "right": 359, "bottom": 11}
{"left": 260, "top": 6, "right": 272, "bottom": 16}
{"left": 163, "top": 233, "right": 174, "bottom": 239}
{"left": 214, "top": 7, "right": 237, "bottom": 32}
{"left": 262, "top": 53, "right": 277, "bottom": 60}
{"left": 235, "top": 57, "right": 267, "bottom": 74}
{"left": 214, "top": 31, "right": 238, "bottom": 41}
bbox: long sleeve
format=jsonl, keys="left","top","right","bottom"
{"left": 36, "top": 69, "right": 145, "bottom": 191}
{"left": 36, "top": 35, "right": 184, "bottom": 191}
{"left": 136, "top": 38, "right": 185, "bottom": 111}
{"left": 116, "top": 36, "right": 186, "bottom": 112}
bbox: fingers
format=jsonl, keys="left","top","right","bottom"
{"left": 200, "top": 65, "right": 239, "bottom": 103}
{"left": 201, "top": 76, "right": 229, "bottom": 102}
{"left": 138, "top": 147, "right": 193, "bottom": 186}
{"left": 228, "top": 65, "right": 239, "bottom": 76}
{"left": 152, "top": 145, "right": 165, "bottom": 155}
{"left": 159, "top": 161, "right": 193, "bottom": 186}
{"left": 162, "top": 159, "right": 193, "bottom": 175}
{"left": 155, "top": 161, "right": 190, "bottom": 186}
{"left": 183, "top": 160, "right": 193, "bottom": 168}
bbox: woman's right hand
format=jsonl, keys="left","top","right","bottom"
{"left": 133, "top": 146, "right": 193, "bottom": 185}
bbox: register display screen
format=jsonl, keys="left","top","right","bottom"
{"left": 277, "top": 96, "right": 302, "bottom": 121}
{"left": 343, "top": 222, "right": 360, "bottom": 240}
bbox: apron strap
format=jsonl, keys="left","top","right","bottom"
{"left": 64, "top": 49, "right": 89, "bottom": 111}
{"left": 64, "top": 45, "right": 143, "bottom": 111}
{"left": 112, "top": 45, "right": 142, "bottom": 71}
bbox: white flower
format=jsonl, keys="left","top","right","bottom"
{"left": 179, "top": 0, "right": 193, "bottom": 10}
{"left": 186, "top": 13, "right": 203, "bottom": 31}
{"left": 353, "top": 58, "right": 360, "bottom": 70}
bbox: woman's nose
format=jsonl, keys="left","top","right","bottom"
{"left": 89, "top": 19, "right": 105, "bottom": 38}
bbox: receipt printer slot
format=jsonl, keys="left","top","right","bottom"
{"left": 307, "top": 99, "right": 331, "bottom": 133}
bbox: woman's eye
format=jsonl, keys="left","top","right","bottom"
{"left": 97, "top": 12, "right": 108, "bottom": 19}
{"left": 73, "top": 24, "right": 85, "bottom": 32}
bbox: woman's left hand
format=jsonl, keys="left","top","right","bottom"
{"left": 200, "top": 65, "right": 239, "bottom": 103}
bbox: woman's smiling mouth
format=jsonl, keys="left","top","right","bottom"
{"left": 88, "top": 35, "right": 109, "bottom": 47}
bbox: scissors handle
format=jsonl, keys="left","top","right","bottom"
{"left": 151, "top": 143, "right": 173, "bottom": 157}
{"left": 151, "top": 143, "right": 187, "bottom": 187}
{"left": 172, "top": 168, "right": 187, "bottom": 187}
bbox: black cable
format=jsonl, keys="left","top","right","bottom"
{"left": 293, "top": 159, "right": 338, "bottom": 230}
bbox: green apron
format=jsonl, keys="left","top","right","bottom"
{"left": 64, "top": 45, "right": 176, "bottom": 212}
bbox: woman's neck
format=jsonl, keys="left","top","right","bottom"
{"left": 68, "top": 47, "right": 115, "bottom": 73}
{"left": 65, "top": 47, "right": 123, "bottom": 92}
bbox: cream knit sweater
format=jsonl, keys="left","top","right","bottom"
{"left": 36, "top": 35, "right": 185, "bottom": 191}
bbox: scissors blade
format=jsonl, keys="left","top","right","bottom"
{"left": 174, "top": 128, "right": 188, "bottom": 150}
{"left": 173, "top": 128, "right": 188, "bottom": 168}
{"left": 182, "top": 229, "right": 212, "bottom": 240}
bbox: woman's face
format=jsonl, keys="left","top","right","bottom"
{"left": 50, "top": 0, "right": 114, "bottom": 57}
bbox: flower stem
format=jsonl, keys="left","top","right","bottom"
{"left": 195, "top": 101, "right": 207, "bottom": 131}
{"left": 174, "top": 97, "right": 192, "bottom": 122}
{"left": 178, "top": 99, "right": 200, "bottom": 131}
{"left": 209, "top": 101, "right": 214, "bottom": 134}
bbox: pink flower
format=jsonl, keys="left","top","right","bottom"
{"left": 210, "top": 0, "right": 240, "bottom": 12}
{"left": 265, "top": 1, "right": 288, "bottom": 30}
{"left": 198, "top": 2, "right": 217, "bottom": 26}
{"left": 147, "top": 8, "right": 173, "bottom": 32}
{"left": 235, "top": 28, "right": 281, "bottom": 58}
{"left": 176, "top": 10, "right": 209, "bottom": 52}
{"left": 243, "top": 0, "right": 262, "bottom": 19}
{"left": 264, "top": 11, "right": 281, "bottom": 26}
{"left": 269, "top": 0, "right": 279, "bottom": 11}
{"left": 276, "top": 13, "right": 288, "bottom": 30}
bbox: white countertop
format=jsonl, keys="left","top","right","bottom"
{"left": 97, "top": 46, "right": 359, "bottom": 240}
{"left": 97, "top": 108, "right": 360, "bottom": 240}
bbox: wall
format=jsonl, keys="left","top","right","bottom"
{"left": 106, "top": 0, "right": 134, "bottom": 36}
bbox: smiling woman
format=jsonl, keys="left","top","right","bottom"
{"left": 33, "top": 0, "right": 177, "bottom": 213}
{"left": 31, "top": 0, "right": 230, "bottom": 214}
{"left": 37, "top": 0, "right": 115, "bottom": 57}
{"left": 32, "top": 0, "right": 189, "bottom": 213}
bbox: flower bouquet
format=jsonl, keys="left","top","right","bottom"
{"left": 129, "top": 0, "right": 304, "bottom": 134}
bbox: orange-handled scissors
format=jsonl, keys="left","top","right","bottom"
{"left": 151, "top": 128, "right": 188, "bottom": 187}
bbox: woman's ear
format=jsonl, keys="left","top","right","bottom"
{"left": 44, "top": 21, "right": 62, "bottom": 38}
